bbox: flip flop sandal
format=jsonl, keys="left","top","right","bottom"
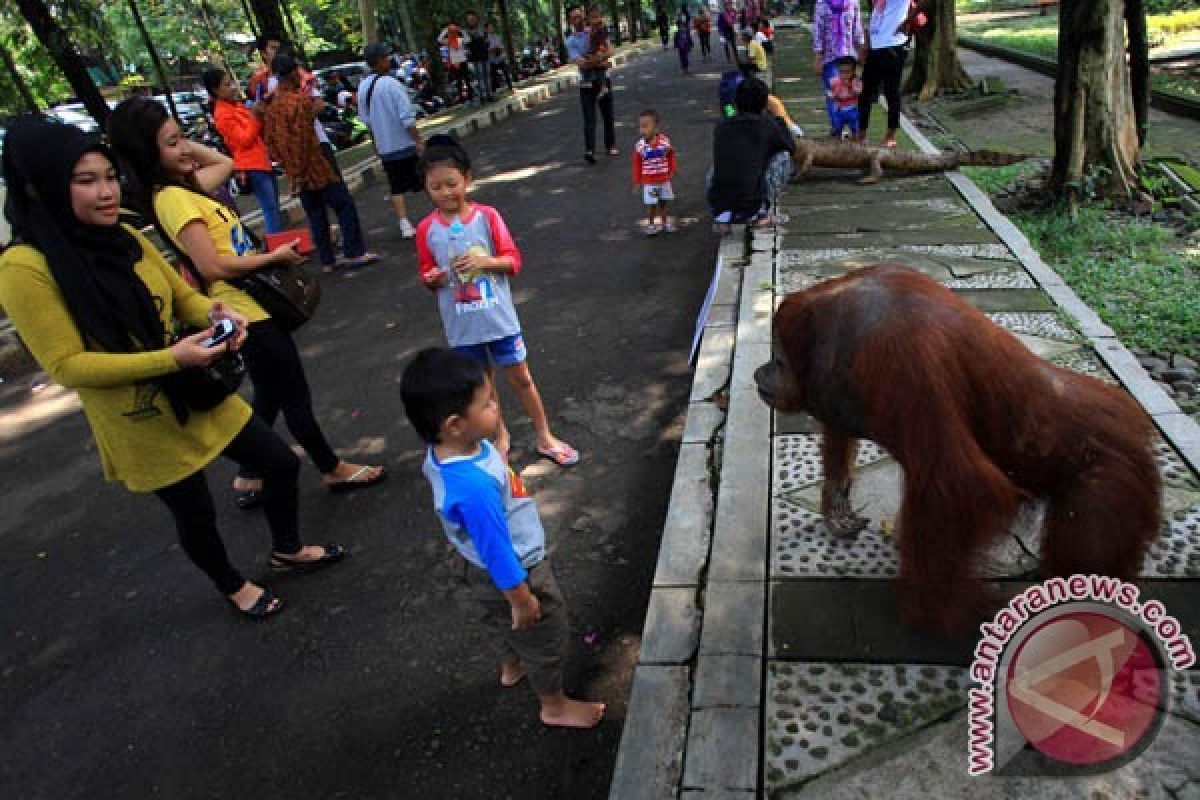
{"left": 537, "top": 443, "right": 580, "bottom": 467}
{"left": 327, "top": 465, "right": 387, "bottom": 493}
{"left": 270, "top": 543, "right": 348, "bottom": 573}
{"left": 236, "top": 588, "right": 284, "bottom": 619}
{"left": 234, "top": 489, "right": 263, "bottom": 511}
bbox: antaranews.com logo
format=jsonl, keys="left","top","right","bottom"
{"left": 967, "top": 575, "right": 1195, "bottom": 776}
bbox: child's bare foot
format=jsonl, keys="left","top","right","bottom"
{"left": 500, "top": 660, "right": 526, "bottom": 687}
{"left": 539, "top": 695, "right": 607, "bottom": 728}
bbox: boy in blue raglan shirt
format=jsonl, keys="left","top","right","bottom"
{"left": 400, "top": 348, "right": 606, "bottom": 729}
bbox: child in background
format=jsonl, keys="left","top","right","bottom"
{"left": 828, "top": 55, "right": 863, "bottom": 138}
{"left": 674, "top": 23, "right": 695, "bottom": 74}
{"left": 415, "top": 136, "right": 580, "bottom": 467}
{"left": 400, "top": 348, "right": 605, "bottom": 728}
{"left": 632, "top": 110, "right": 678, "bottom": 235}
{"left": 587, "top": 11, "right": 611, "bottom": 99}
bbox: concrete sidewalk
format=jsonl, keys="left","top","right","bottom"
{"left": 610, "top": 18, "right": 1200, "bottom": 800}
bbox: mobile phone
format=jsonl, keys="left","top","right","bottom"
{"left": 202, "top": 318, "right": 237, "bottom": 348}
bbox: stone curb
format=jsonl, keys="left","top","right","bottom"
{"left": 609, "top": 233, "right": 762, "bottom": 797}
{"left": 898, "top": 114, "right": 1200, "bottom": 475}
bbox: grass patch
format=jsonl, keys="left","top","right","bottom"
{"left": 1009, "top": 205, "right": 1200, "bottom": 355}
{"left": 960, "top": 11, "right": 1200, "bottom": 97}
{"left": 962, "top": 162, "right": 1044, "bottom": 194}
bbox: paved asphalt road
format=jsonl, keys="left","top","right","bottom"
{"left": 0, "top": 44, "right": 725, "bottom": 800}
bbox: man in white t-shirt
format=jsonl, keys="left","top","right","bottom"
{"left": 857, "top": 0, "right": 911, "bottom": 148}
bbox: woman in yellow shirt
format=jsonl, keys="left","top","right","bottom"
{"left": 107, "top": 98, "right": 385, "bottom": 511}
{"left": 0, "top": 118, "right": 344, "bottom": 619}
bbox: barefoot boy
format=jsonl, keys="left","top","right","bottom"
{"left": 400, "top": 348, "right": 606, "bottom": 728}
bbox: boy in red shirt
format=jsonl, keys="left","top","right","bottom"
{"left": 631, "top": 110, "right": 678, "bottom": 235}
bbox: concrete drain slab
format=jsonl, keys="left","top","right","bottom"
{"left": 781, "top": 188, "right": 966, "bottom": 208}
{"left": 783, "top": 227, "right": 999, "bottom": 248}
{"left": 777, "top": 260, "right": 1035, "bottom": 295}
{"left": 771, "top": 434, "right": 1200, "bottom": 579}
{"left": 764, "top": 662, "right": 968, "bottom": 792}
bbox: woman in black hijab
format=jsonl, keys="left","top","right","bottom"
{"left": 0, "top": 117, "right": 345, "bottom": 618}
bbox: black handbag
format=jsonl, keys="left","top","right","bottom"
{"left": 154, "top": 210, "right": 321, "bottom": 333}
{"left": 160, "top": 341, "right": 247, "bottom": 412}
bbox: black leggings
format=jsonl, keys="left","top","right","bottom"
{"left": 698, "top": 31, "right": 712, "bottom": 59}
{"left": 238, "top": 318, "right": 340, "bottom": 480}
{"left": 155, "top": 415, "right": 301, "bottom": 595}
{"left": 858, "top": 45, "right": 908, "bottom": 134}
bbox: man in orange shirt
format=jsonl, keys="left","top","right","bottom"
{"left": 203, "top": 68, "right": 282, "bottom": 232}
{"left": 264, "top": 55, "right": 379, "bottom": 272}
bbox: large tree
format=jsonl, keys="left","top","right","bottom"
{"left": 1051, "top": 0, "right": 1147, "bottom": 200}
{"left": 359, "top": 0, "right": 379, "bottom": 43}
{"left": 0, "top": 36, "right": 39, "bottom": 112}
{"left": 14, "top": 0, "right": 109, "bottom": 124}
{"left": 903, "top": 0, "right": 971, "bottom": 101}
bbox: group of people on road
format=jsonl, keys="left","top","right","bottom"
{"left": 439, "top": 11, "right": 513, "bottom": 105}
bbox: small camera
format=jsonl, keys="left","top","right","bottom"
{"left": 202, "top": 318, "right": 237, "bottom": 348}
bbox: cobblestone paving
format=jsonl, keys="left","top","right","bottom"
{"left": 762, "top": 20, "right": 1200, "bottom": 799}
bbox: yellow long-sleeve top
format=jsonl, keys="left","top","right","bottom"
{"left": 0, "top": 225, "right": 252, "bottom": 491}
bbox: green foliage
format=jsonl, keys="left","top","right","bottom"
{"left": 961, "top": 162, "right": 1043, "bottom": 195}
{"left": 959, "top": 9, "right": 1200, "bottom": 97}
{"left": 1011, "top": 204, "right": 1200, "bottom": 356}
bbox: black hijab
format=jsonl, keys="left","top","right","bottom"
{"left": 3, "top": 117, "right": 191, "bottom": 421}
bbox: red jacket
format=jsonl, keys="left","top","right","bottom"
{"left": 632, "top": 133, "right": 677, "bottom": 185}
{"left": 212, "top": 98, "right": 272, "bottom": 172}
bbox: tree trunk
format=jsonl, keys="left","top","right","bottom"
{"left": 239, "top": 0, "right": 262, "bottom": 39}
{"left": 0, "top": 36, "right": 40, "bottom": 112}
{"left": 554, "top": 0, "right": 568, "bottom": 62}
{"left": 627, "top": 0, "right": 640, "bottom": 41}
{"left": 279, "top": 0, "right": 307, "bottom": 64}
{"left": 360, "top": 0, "right": 380, "bottom": 44}
{"left": 14, "top": 0, "right": 110, "bottom": 126}
{"left": 395, "top": 0, "right": 420, "bottom": 55}
{"left": 1125, "top": 0, "right": 1149, "bottom": 147}
{"left": 903, "top": 0, "right": 971, "bottom": 101}
{"left": 1052, "top": 0, "right": 1141, "bottom": 200}
{"left": 496, "top": 0, "right": 518, "bottom": 73}
{"left": 248, "top": 0, "right": 287, "bottom": 38}
{"left": 607, "top": 1, "right": 622, "bottom": 45}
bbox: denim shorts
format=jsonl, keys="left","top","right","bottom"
{"left": 453, "top": 333, "right": 527, "bottom": 367}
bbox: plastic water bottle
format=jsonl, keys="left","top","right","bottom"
{"left": 445, "top": 218, "right": 465, "bottom": 290}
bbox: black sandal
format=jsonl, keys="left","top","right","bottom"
{"left": 235, "top": 588, "right": 284, "bottom": 619}
{"left": 270, "top": 543, "right": 348, "bottom": 573}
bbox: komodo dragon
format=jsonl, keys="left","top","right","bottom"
{"left": 792, "top": 138, "right": 1028, "bottom": 184}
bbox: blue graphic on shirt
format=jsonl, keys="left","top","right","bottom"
{"left": 230, "top": 223, "right": 254, "bottom": 256}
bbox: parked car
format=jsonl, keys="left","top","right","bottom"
{"left": 47, "top": 104, "right": 101, "bottom": 133}
{"left": 153, "top": 93, "right": 206, "bottom": 132}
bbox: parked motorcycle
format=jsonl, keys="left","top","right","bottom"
{"left": 317, "top": 105, "right": 370, "bottom": 150}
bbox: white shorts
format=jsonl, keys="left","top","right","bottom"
{"left": 643, "top": 181, "right": 675, "bottom": 205}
